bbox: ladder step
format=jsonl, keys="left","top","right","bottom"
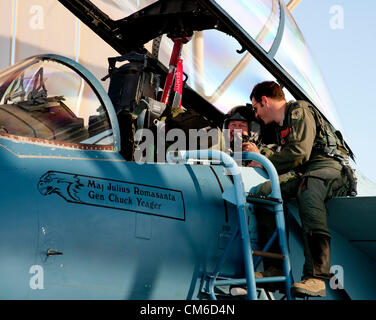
{"left": 246, "top": 193, "right": 282, "bottom": 205}
{"left": 253, "top": 250, "right": 285, "bottom": 260}
{"left": 213, "top": 276, "right": 287, "bottom": 286}
{"left": 255, "top": 276, "right": 286, "bottom": 284}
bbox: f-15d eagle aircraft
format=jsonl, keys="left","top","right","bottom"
{"left": 0, "top": 0, "right": 375, "bottom": 300}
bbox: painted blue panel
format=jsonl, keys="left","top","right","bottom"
{"left": 1, "top": 142, "right": 246, "bottom": 298}
{"left": 0, "top": 169, "right": 38, "bottom": 299}
{"left": 326, "top": 196, "right": 376, "bottom": 241}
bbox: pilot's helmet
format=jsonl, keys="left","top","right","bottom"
{"left": 223, "top": 105, "right": 262, "bottom": 144}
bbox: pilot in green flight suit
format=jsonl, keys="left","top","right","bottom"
{"left": 243, "top": 81, "right": 353, "bottom": 298}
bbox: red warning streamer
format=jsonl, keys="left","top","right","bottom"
{"left": 172, "top": 58, "right": 183, "bottom": 109}
{"left": 161, "top": 39, "right": 183, "bottom": 105}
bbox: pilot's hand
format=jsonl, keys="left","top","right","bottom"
{"left": 242, "top": 142, "right": 260, "bottom": 153}
{"left": 242, "top": 143, "right": 263, "bottom": 169}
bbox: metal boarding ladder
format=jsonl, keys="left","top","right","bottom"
{"left": 167, "top": 150, "right": 294, "bottom": 300}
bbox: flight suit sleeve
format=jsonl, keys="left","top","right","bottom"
{"left": 266, "top": 106, "right": 316, "bottom": 174}
{"left": 260, "top": 145, "right": 277, "bottom": 158}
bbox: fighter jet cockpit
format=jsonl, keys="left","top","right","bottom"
{"left": 1, "top": 0, "right": 375, "bottom": 301}
{"left": 0, "top": 55, "right": 115, "bottom": 148}
{"left": 0, "top": 0, "right": 349, "bottom": 164}
{"left": 52, "top": 0, "right": 349, "bottom": 163}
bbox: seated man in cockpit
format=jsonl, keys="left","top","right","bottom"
{"left": 223, "top": 104, "right": 267, "bottom": 166}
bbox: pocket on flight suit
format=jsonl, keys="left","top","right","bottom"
{"left": 301, "top": 167, "right": 343, "bottom": 201}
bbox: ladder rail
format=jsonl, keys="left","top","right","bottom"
{"left": 274, "top": 201, "right": 293, "bottom": 298}
{"left": 168, "top": 150, "right": 258, "bottom": 299}
{"left": 166, "top": 150, "right": 293, "bottom": 300}
{"left": 242, "top": 152, "right": 293, "bottom": 300}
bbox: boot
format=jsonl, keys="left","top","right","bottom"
{"left": 291, "top": 277, "right": 326, "bottom": 297}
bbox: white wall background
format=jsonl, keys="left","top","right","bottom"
{"left": 0, "top": 0, "right": 119, "bottom": 90}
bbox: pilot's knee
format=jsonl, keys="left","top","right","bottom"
{"left": 254, "top": 181, "right": 272, "bottom": 196}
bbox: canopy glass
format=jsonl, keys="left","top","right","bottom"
{"left": 85, "top": 0, "right": 341, "bottom": 128}
{"left": 0, "top": 56, "right": 113, "bottom": 145}
{"left": 214, "top": 0, "right": 280, "bottom": 53}
{"left": 274, "top": 4, "right": 341, "bottom": 128}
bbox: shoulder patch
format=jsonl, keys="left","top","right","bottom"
{"left": 291, "top": 108, "right": 303, "bottom": 120}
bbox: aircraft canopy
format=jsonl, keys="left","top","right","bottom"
{"left": 74, "top": 0, "right": 342, "bottom": 129}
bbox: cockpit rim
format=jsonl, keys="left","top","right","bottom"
{"left": 0, "top": 53, "right": 121, "bottom": 152}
